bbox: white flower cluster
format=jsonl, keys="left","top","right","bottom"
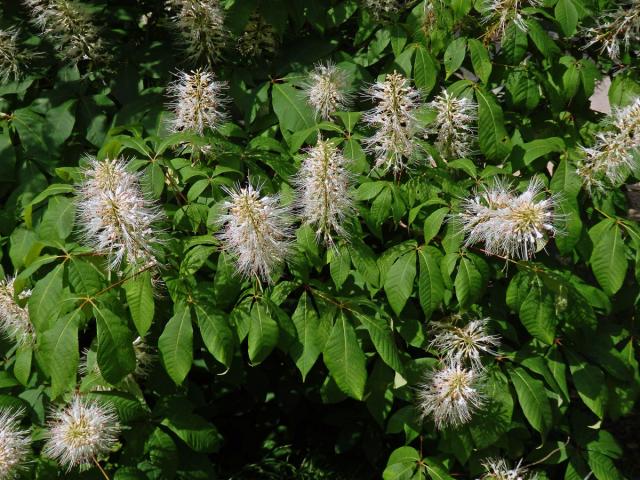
{"left": 295, "top": 138, "right": 354, "bottom": 247}
{"left": 76, "top": 157, "right": 163, "bottom": 272}
{"left": 363, "top": 0, "right": 405, "bottom": 20}
{"left": 363, "top": 71, "right": 423, "bottom": 177}
{"left": 0, "top": 409, "right": 30, "bottom": 479}
{"left": 0, "top": 28, "right": 31, "bottom": 84}
{"left": 584, "top": 1, "right": 640, "bottom": 62}
{"left": 237, "top": 13, "right": 278, "bottom": 59}
{"left": 426, "top": 90, "right": 477, "bottom": 160}
{"left": 167, "top": 68, "right": 228, "bottom": 135}
{"left": 167, "top": 0, "right": 227, "bottom": 65}
{"left": 0, "top": 277, "right": 35, "bottom": 348}
{"left": 429, "top": 318, "right": 500, "bottom": 370}
{"left": 457, "top": 178, "right": 559, "bottom": 260}
{"left": 23, "top": 0, "right": 104, "bottom": 63}
{"left": 304, "top": 62, "right": 351, "bottom": 120}
{"left": 417, "top": 362, "right": 485, "bottom": 430}
{"left": 479, "top": 457, "right": 537, "bottom": 480}
{"left": 43, "top": 395, "right": 120, "bottom": 470}
{"left": 217, "top": 182, "right": 293, "bottom": 283}
{"left": 577, "top": 98, "right": 640, "bottom": 192}
{"left": 418, "top": 316, "right": 499, "bottom": 429}
{"left": 482, "top": 0, "right": 540, "bottom": 42}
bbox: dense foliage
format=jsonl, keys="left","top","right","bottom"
{"left": 0, "top": 0, "right": 639, "bottom": 478}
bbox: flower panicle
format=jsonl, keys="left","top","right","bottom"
{"left": 426, "top": 89, "right": 477, "bottom": 160}
{"left": 76, "top": 156, "right": 163, "bottom": 272}
{"left": 417, "top": 361, "right": 486, "bottom": 430}
{"left": 43, "top": 395, "right": 120, "bottom": 470}
{"left": 583, "top": 1, "right": 640, "bottom": 62}
{"left": 479, "top": 457, "right": 537, "bottom": 480}
{"left": 237, "top": 13, "right": 278, "bottom": 59}
{"left": 0, "top": 408, "right": 31, "bottom": 479}
{"left": 217, "top": 181, "right": 293, "bottom": 283}
{"left": 0, "top": 277, "right": 35, "bottom": 348}
{"left": 457, "top": 177, "right": 561, "bottom": 261}
{"left": 429, "top": 317, "right": 500, "bottom": 370}
{"left": 167, "top": 0, "right": 227, "bottom": 65}
{"left": 362, "top": 71, "right": 423, "bottom": 177}
{"left": 481, "top": 0, "right": 541, "bottom": 42}
{"left": 294, "top": 138, "right": 354, "bottom": 247}
{"left": 304, "top": 61, "right": 351, "bottom": 120}
{"left": 167, "top": 68, "right": 228, "bottom": 135}
{"left": 0, "top": 27, "right": 34, "bottom": 84}
{"left": 577, "top": 97, "right": 640, "bottom": 192}
{"left": 23, "top": 0, "right": 104, "bottom": 63}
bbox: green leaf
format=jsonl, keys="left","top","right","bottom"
{"left": 475, "top": 87, "right": 511, "bottom": 161}
{"left": 413, "top": 45, "right": 438, "bottom": 94}
{"left": 444, "top": 37, "right": 466, "bottom": 79}
{"left": 590, "top": 224, "right": 627, "bottom": 296}
{"left": 194, "top": 303, "right": 235, "bottom": 369}
{"left": 423, "top": 207, "right": 449, "bottom": 245}
{"left": 28, "top": 264, "right": 64, "bottom": 332}
{"left": 454, "top": 256, "right": 482, "bottom": 308}
{"left": 418, "top": 247, "right": 444, "bottom": 319}
{"left": 95, "top": 306, "right": 136, "bottom": 385}
{"left": 509, "top": 367, "right": 552, "bottom": 437}
{"left": 383, "top": 446, "right": 422, "bottom": 480}
{"left": 555, "top": 0, "right": 579, "bottom": 36}
{"left": 14, "top": 345, "right": 32, "bottom": 386}
{"left": 522, "top": 137, "right": 564, "bottom": 165}
{"left": 124, "top": 271, "right": 155, "bottom": 336}
{"left": 351, "top": 309, "right": 404, "bottom": 376}
{"left": 384, "top": 251, "right": 417, "bottom": 315}
{"left": 323, "top": 312, "right": 367, "bottom": 400}
{"left": 40, "top": 308, "right": 80, "bottom": 399}
{"left": 519, "top": 283, "right": 557, "bottom": 344}
{"left": 330, "top": 246, "right": 351, "bottom": 290}
{"left": 162, "top": 413, "right": 222, "bottom": 453}
{"left": 248, "top": 302, "right": 279, "bottom": 365}
{"left": 467, "top": 39, "right": 492, "bottom": 84}
{"left": 526, "top": 19, "right": 561, "bottom": 57}
{"left": 290, "top": 292, "right": 322, "bottom": 381}
{"left": 272, "top": 82, "right": 315, "bottom": 132}
{"left": 158, "top": 303, "right": 193, "bottom": 385}
{"left": 566, "top": 349, "right": 608, "bottom": 419}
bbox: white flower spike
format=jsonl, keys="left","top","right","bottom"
{"left": 23, "top": 0, "right": 104, "bottom": 63}
{"left": 167, "top": 68, "right": 228, "bottom": 135}
{"left": 76, "top": 157, "right": 163, "bottom": 272}
{"left": 482, "top": 0, "right": 541, "bottom": 42}
{"left": 363, "top": 71, "right": 423, "bottom": 177}
{"left": 577, "top": 97, "right": 640, "bottom": 192}
{"left": 426, "top": 90, "right": 477, "bottom": 160}
{"left": 43, "top": 395, "right": 120, "bottom": 470}
{"left": 0, "top": 408, "right": 30, "bottom": 479}
{"left": 0, "top": 28, "right": 30, "bottom": 84}
{"left": 418, "top": 362, "right": 485, "bottom": 430}
{"left": 430, "top": 318, "right": 500, "bottom": 369}
{"left": 218, "top": 181, "right": 293, "bottom": 283}
{"left": 584, "top": 1, "right": 640, "bottom": 63}
{"left": 363, "top": 0, "right": 405, "bottom": 20}
{"left": 479, "top": 457, "right": 537, "bottom": 480}
{"left": 0, "top": 277, "right": 35, "bottom": 348}
{"left": 167, "top": 0, "right": 227, "bottom": 65}
{"left": 295, "top": 138, "right": 354, "bottom": 247}
{"left": 458, "top": 178, "right": 560, "bottom": 260}
{"left": 237, "top": 13, "right": 278, "bottom": 59}
{"left": 304, "top": 62, "right": 351, "bottom": 120}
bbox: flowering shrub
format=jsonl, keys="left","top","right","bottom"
{"left": 0, "top": 0, "right": 639, "bottom": 478}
